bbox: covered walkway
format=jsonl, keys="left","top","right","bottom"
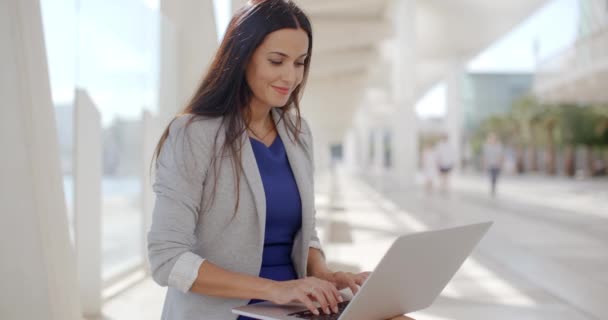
{"left": 102, "top": 169, "right": 608, "bottom": 320}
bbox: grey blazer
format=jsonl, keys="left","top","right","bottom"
{"left": 147, "top": 108, "right": 323, "bottom": 320}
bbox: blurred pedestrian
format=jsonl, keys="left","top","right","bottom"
{"left": 482, "top": 133, "right": 504, "bottom": 196}
{"left": 422, "top": 141, "right": 438, "bottom": 193}
{"left": 434, "top": 135, "right": 454, "bottom": 194}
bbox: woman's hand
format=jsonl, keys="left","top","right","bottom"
{"left": 316, "top": 271, "right": 372, "bottom": 295}
{"left": 266, "top": 277, "right": 343, "bottom": 316}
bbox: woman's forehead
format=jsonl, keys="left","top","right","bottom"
{"left": 259, "top": 28, "right": 309, "bottom": 56}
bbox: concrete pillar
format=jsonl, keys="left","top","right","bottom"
{"left": 159, "top": 0, "right": 218, "bottom": 127}
{"left": 390, "top": 0, "right": 418, "bottom": 185}
{"left": 157, "top": 16, "right": 178, "bottom": 128}
{"left": 311, "top": 124, "right": 332, "bottom": 175}
{"left": 342, "top": 128, "right": 358, "bottom": 173}
{"left": 232, "top": 0, "right": 244, "bottom": 13}
{"left": 74, "top": 89, "right": 102, "bottom": 317}
{"left": 0, "top": 0, "right": 82, "bottom": 319}
{"left": 446, "top": 66, "right": 465, "bottom": 171}
{"left": 354, "top": 111, "right": 372, "bottom": 172}
{"left": 373, "top": 128, "right": 386, "bottom": 173}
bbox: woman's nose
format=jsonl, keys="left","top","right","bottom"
{"left": 281, "top": 65, "right": 297, "bottom": 84}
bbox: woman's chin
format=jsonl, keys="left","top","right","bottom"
{"left": 272, "top": 100, "right": 290, "bottom": 108}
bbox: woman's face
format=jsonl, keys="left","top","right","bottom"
{"left": 246, "top": 28, "right": 309, "bottom": 109}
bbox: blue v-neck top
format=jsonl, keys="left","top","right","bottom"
{"left": 238, "top": 135, "right": 303, "bottom": 318}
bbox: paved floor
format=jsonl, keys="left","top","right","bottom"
{"left": 101, "top": 169, "right": 608, "bottom": 320}
{"left": 360, "top": 171, "right": 607, "bottom": 320}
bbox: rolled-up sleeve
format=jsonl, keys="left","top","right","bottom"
{"left": 309, "top": 211, "right": 325, "bottom": 259}
{"left": 147, "top": 116, "right": 211, "bottom": 293}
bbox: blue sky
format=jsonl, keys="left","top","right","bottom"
{"left": 41, "top": 0, "right": 580, "bottom": 125}
{"left": 468, "top": 0, "right": 579, "bottom": 73}
{"left": 41, "top": 0, "right": 159, "bottom": 126}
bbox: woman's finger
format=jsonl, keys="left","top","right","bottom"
{"left": 308, "top": 286, "right": 330, "bottom": 315}
{"left": 318, "top": 281, "right": 339, "bottom": 313}
{"left": 327, "top": 279, "right": 343, "bottom": 303}
{"left": 354, "top": 272, "right": 369, "bottom": 285}
{"left": 342, "top": 274, "right": 358, "bottom": 295}
{"left": 296, "top": 292, "right": 320, "bottom": 316}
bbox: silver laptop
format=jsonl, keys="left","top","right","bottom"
{"left": 232, "top": 221, "right": 493, "bottom": 320}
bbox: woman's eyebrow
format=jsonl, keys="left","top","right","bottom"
{"left": 268, "top": 51, "right": 308, "bottom": 58}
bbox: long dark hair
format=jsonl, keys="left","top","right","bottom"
{"left": 153, "top": 0, "right": 314, "bottom": 215}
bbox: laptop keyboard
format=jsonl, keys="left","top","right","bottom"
{"left": 287, "top": 301, "right": 350, "bottom": 319}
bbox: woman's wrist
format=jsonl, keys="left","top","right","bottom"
{"left": 261, "top": 279, "right": 280, "bottom": 301}
{"left": 309, "top": 267, "right": 333, "bottom": 281}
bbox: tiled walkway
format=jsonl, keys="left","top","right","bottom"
{"left": 101, "top": 169, "right": 608, "bottom": 320}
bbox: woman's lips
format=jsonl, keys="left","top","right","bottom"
{"left": 272, "top": 86, "right": 290, "bottom": 95}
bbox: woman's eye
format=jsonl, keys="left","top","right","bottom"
{"left": 269, "top": 60, "right": 305, "bottom": 67}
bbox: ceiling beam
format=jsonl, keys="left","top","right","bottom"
{"left": 312, "top": 17, "right": 392, "bottom": 54}
{"left": 309, "top": 47, "right": 377, "bottom": 79}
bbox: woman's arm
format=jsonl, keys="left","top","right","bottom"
{"left": 189, "top": 260, "right": 276, "bottom": 300}
{"left": 190, "top": 260, "right": 342, "bottom": 316}
{"left": 148, "top": 116, "right": 214, "bottom": 292}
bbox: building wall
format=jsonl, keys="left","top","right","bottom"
{"left": 463, "top": 73, "right": 533, "bottom": 134}
{"left": 578, "top": 0, "right": 608, "bottom": 37}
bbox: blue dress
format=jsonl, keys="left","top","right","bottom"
{"left": 237, "top": 135, "right": 302, "bottom": 320}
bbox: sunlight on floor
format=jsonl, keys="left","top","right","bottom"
{"left": 317, "top": 174, "right": 537, "bottom": 310}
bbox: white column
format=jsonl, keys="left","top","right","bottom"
{"left": 446, "top": 66, "right": 465, "bottom": 171}
{"left": 232, "top": 0, "right": 246, "bottom": 13}
{"left": 373, "top": 128, "right": 385, "bottom": 173}
{"left": 312, "top": 125, "right": 331, "bottom": 174}
{"left": 354, "top": 111, "right": 372, "bottom": 172}
{"left": 342, "top": 128, "right": 358, "bottom": 173}
{"left": 159, "top": 0, "right": 218, "bottom": 126}
{"left": 157, "top": 15, "right": 179, "bottom": 128}
{"left": 74, "top": 89, "right": 102, "bottom": 317}
{"left": 0, "top": 0, "right": 81, "bottom": 319}
{"left": 359, "top": 127, "right": 370, "bottom": 171}
{"left": 390, "top": 0, "right": 418, "bottom": 186}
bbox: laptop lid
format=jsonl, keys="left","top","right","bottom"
{"left": 338, "top": 221, "right": 493, "bottom": 320}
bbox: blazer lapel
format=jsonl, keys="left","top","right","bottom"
{"left": 272, "top": 109, "right": 313, "bottom": 267}
{"left": 240, "top": 131, "right": 267, "bottom": 247}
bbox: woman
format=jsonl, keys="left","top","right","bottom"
{"left": 421, "top": 141, "right": 438, "bottom": 193}
{"left": 147, "top": 1, "right": 373, "bottom": 319}
{"left": 434, "top": 135, "right": 454, "bottom": 194}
